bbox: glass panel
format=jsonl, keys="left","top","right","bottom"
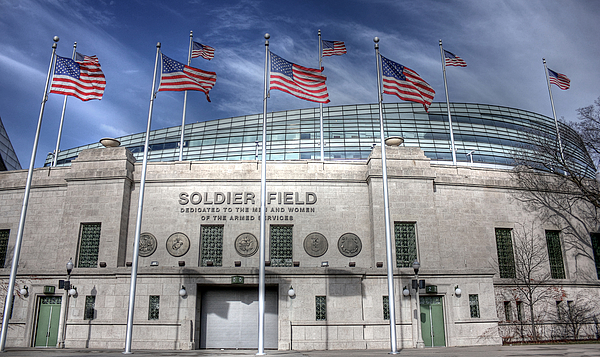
{"left": 504, "top": 301, "right": 512, "bottom": 321}
{"left": 591, "top": 233, "right": 600, "bottom": 279}
{"left": 316, "top": 296, "right": 327, "bottom": 321}
{"left": 383, "top": 296, "right": 390, "bottom": 320}
{"left": 78, "top": 223, "right": 101, "bottom": 268}
{"left": 394, "top": 223, "right": 417, "bottom": 268}
{"left": 469, "top": 294, "right": 480, "bottom": 318}
{"left": 148, "top": 296, "right": 160, "bottom": 320}
{"left": 84, "top": 296, "right": 95, "bottom": 320}
{"left": 546, "top": 230, "right": 565, "bottom": 279}
{"left": 495, "top": 228, "right": 515, "bottom": 278}
{"left": 0, "top": 230, "right": 9, "bottom": 268}
{"left": 201, "top": 226, "right": 223, "bottom": 267}
{"left": 270, "top": 225, "right": 293, "bottom": 267}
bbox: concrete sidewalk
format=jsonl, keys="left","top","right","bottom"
{"left": 1, "top": 344, "right": 600, "bottom": 357}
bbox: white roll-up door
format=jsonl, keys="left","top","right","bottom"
{"left": 200, "top": 287, "right": 278, "bottom": 349}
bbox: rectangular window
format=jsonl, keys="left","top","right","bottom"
{"left": 84, "top": 296, "right": 95, "bottom": 320}
{"left": 78, "top": 223, "right": 101, "bottom": 268}
{"left": 394, "top": 222, "right": 417, "bottom": 268}
{"left": 546, "top": 230, "right": 566, "bottom": 279}
{"left": 504, "top": 301, "right": 512, "bottom": 321}
{"left": 383, "top": 296, "right": 390, "bottom": 320}
{"left": 0, "top": 229, "right": 9, "bottom": 268}
{"left": 556, "top": 301, "right": 563, "bottom": 319}
{"left": 495, "top": 228, "right": 515, "bottom": 278}
{"left": 590, "top": 233, "right": 600, "bottom": 279}
{"left": 270, "top": 225, "right": 293, "bottom": 267}
{"left": 200, "top": 225, "right": 223, "bottom": 267}
{"left": 148, "top": 296, "right": 160, "bottom": 320}
{"left": 315, "top": 296, "right": 327, "bottom": 321}
{"left": 516, "top": 301, "right": 523, "bottom": 321}
{"left": 469, "top": 294, "right": 480, "bottom": 318}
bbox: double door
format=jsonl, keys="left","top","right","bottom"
{"left": 420, "top": 296, "right": 446, "bottom": 347}
{"left": 34, "top": 296, "right": 62, "bottom": 347}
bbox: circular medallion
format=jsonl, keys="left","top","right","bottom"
{"left": 139, "top": 232, "right": 157, "bottom": 257}
{"left": 303, "top": 232, "right": 328, "bottom": 257}
{"left": 337, "top": 233, "right": 362, "bottom": 257}
{"left": 235, "top": 233, "right": 259, "bottom": 257}
{"left": 166, "top": 232, "right": 190, "bottom": 257}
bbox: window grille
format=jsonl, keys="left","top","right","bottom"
{"left": 545, "top": 230, "right": 565, "bottom": 279}
{"left": 495, "top": 228, "right": 515, "bottom": 278}
{"left": 148, "top": 296, "right": 160, "bottom": 320}
{"left": 270, "top": 225, "right": 293, "bottom": 267}
{"left": 201, "top": 225, "right": 223, "bottom": 266}
{"left": 504, "top": 301, "right": 512, "bottom": 321}
{"left": 78, "top": 223, "right": 101, "bottom": 268}
{"left": 516, "top": 301, "right": 523, "bottom": 321}
{"left": 394, "top": 223, "right": 417, "bottom": 268}
{"left": 0, "top": 229, "right": 9, "bottom": 268}
{"left": 315, "top": 296, "right": 327, "bottom": 321}
{"left": 590, "top": 233, "right": 600, "bottom": 279}
{"left": 84, "top": 296, "right": 95, "bottom": 320}
{"left": 469, "top": 294, "right": 480, "bottom": 318}
{"left": 383, "top": 296, "right": 390, "bottom": 320}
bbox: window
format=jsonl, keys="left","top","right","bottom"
{"left": 78, "top": 223, "right": 101, "bottom": 268}
{"left": 315, "top": 296, "right": 327, "bottom": 321}
{"left": 394, "top": 223, "right": 417, "bottom": 268}
{"left": 495, "top": 228, "right": 515, "bottom": 278}
{"left": 200, "top": 225, "right": 223, "bottom": 266}
{"left": 84, "top": 296, "right": 95, "bottom": 320}
{"left": 504, "top": 301, "right": 512, "bottom": 321}
{"left": 469, "top": 294, "right": 480, "bottom": 318}
{"left": 546, "top": 230, "right": 565, "bottom": 279}
{"left": 556, "top": 301, "right": 563, "bottom": 319}
{"left": 383, "top": 296, "right": 390, "bottom": 320}
{"left": 270, "top": 225, "right": 293, "bottom": 267}
{"left": 590, "top": 233, "right": 600, "bottom": 279}
{"left": 516, "top": 301, "right": 523, "bottom": 321}
{"left": 0, "top": 229, "right": 9, "bottom": 268}
{"left": 148, "top": 296, "right": 160, "bottom": 320}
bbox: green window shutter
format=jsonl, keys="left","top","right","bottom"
{"left": 394, "top": 223, "right": 417, "bottom": 268}
{"left": 78, "top": 223, "right": 101, "bottom": 268}
{"left": 270, "top": 225, "right": 293, "bottom": 267}
{"left": 546, "top": 230, "right": 565, "bottom": 279}
{"left": 495, "top": 228, "right": 515, "bottom": 278}
{"left": 201, "top": 225, "right": 223, "bottom": 266}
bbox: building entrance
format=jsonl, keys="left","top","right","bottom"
{"left": 420, "top": 296, "right": 446, "bottom": 347}
{"left": 34, "top": 296, "right": 62, "bottom": 347}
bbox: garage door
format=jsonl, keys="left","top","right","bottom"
{"left": 200, "top": 287, "right": 278, "bottom": 349}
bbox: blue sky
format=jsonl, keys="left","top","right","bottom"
{"left": 1, "top": 0, "right": 599, "bottom": 168}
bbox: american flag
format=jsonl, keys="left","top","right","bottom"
{"left": 50, "top": 54, "right": 106, "bottom": 101}
{"left": 158, "top": 54, "right": 216, "bottom": 102}
{"left": 548, "top": 68, "right": 570, "bottom": 90}
{"left": 443, "top": 49, "right": 467, "bottom": 67}
{"left": 269, "top": 52, "right": 330, "bottom": 103}
{"left": 322, "top": 40, "right": 346, "bottom": 57}
{"left": 192, "top": 41, "right": 215, "bottom": 60}
{"left": 381, "top": 55, "right": 435, "bottom": 111}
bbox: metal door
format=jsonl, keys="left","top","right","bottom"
{"left": 34, "top": 296, "right": 62, "bottom": 347}
{"left": 419, "top": 296, "right": 446, "bottom": 347}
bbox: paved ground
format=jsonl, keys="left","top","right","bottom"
{"left": 1, "top": 344, "right": 600, "bottom": 357}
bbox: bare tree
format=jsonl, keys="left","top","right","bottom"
{"left": 554, "top": 293, "right": 598, "bottom": 340}
{"left": 572, "top": 96, "right": 600, "bottom": 166}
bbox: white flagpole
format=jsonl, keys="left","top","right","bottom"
{"left": 318, "top": 30, "right": 325, "bottom": 162}
{"left": 257, "top": 33, "right": 270, "bottom": 356}
{"left": 439, "top": 40, "right": 457, "bottom": 166}
{"left": 0, "top": 36, "right": 59, "bottom": 352}
{"left": 543, "top": 58, "right": 565, "bottom": 162}
{"left": 124, "top": 42, "right": 161, "bottom": 354}
{"left": 373, "top": 37, "right": 398, "bottom": 354}
{"left": 178, "top": 31, "right": 194, "bottom": 161}
{"left": 52, "top": 41, "right": 77, "bottom": 167}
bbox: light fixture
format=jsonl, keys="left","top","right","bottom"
{"left": 412, "top": 260, "right": 420, "bottom": 275}
{"left": 19, "top": 285, "right": 29, "bottom": 297}
{"left": 68, "top": 286, "right": 77, "bottom": 297}
{"left": 150, "top": 261, "right": 159, "bottom": 266}
{"left": 179, "top": 285, "right": 187, "bottom": 297}
{"left": 321, "top": 261, "right": 329, "bottom": 267}
{"left": 66, "top": 258, "right": 74, "bottom": 276}
{"left": 288, "top": 286, "right": 295, "bottom": 298}
{"left": 402, "top": 286, "right": 410, "bottom": 297}
{"left": 455, "top": 285, "right": 462, "bottom": 296}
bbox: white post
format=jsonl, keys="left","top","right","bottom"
{"left": 52, "top": 42, "right": 77, "bottom": 167}
{"left": 318, "top": 30, "right": 325, "bottom": 162}
{"left": 543, "top": 58, "right": 565, "bottom": 162}
{"left": 439, "top": 40, "right": 457, "bottom": 165}
{"left": 178, "top": 31, "right": 194, "bottom": 162}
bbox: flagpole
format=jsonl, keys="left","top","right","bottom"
{"left": 0, "top": 36, "right": 59, "bottom": 352}
{"left": 52, "top": 42, "right": 77, "bottom": 167}
{"left": 178, "top": 31, "right": 194, "bottom": 161}
{"left": 257, "top": 33, "right": 270, "bottom": 356}
{"left": 124, "top": 42, "right": 161, "bottom": 355}
{"left": 318, "top": 30, "right": 325, "bottom": 162}
{"left": 373, "top": 37, "right": 398, "bottom": 355}
{"left": 543, "top": 58, "right": 565, "bottom": 162}
{"left": 439, "top": 40, "right": 457, "bottom": 166}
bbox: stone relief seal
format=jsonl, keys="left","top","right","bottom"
{"left": 139, "top": 232, "right": 157, "bottom": 257}
{"left": 235, "top": 233, "right": 259, "bottom": 257}
{"left": 166, "top": 232, "right": 190, "bottom": 257}
{"left": 337, "top": 233, "right": 362, "bottom": 257}
{"left": 303, "top": 232, "right": 328, "bottom": 257}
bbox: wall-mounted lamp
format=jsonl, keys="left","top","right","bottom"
{"left": 455, "top": 285, "right": 462, "bottom": 296}
{"left": 321, "top": 261, "right": 329, "bottom": 267}
{"left": 179, "top": 285, "right": 187, "bottom": 297}
{"left": 402, "top": 286, "right": 410, "bottom": 297}
{"left": 19, "top": 285, "right": 29, "bottom": 297}
{"left": 68, "top": 286, "right": 77, "bottom": 297}
{"left": 288, "top": 286, "right": 295, "bottom": 298}
{"left": 150, "top": 261, "right": 159, "bottom": 266}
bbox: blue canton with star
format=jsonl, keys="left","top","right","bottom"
{"left": 54, "top": 56, "right": 80, "bottom": 79}
{"left": 162, "top": 54, "right": 185, "bottom": 73}
{"left": 381, "top": 56, "right": 405, "bottom": 81}
{"left": 270, "top": 53, "right": 293, "bottom": 78}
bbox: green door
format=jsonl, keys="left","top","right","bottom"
{"left": 34, "top": 296, "right": 62, "bottom": 347}
{"left": 420, "top": 296, "right": 446, "bottom": 347}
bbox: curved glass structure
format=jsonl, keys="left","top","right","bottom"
{"left": 45, "top": 102, "right": 594, "bottom": 174}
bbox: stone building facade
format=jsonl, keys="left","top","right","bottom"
{"left": 1, "top": 144, "right": 599, "bottom": 350}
